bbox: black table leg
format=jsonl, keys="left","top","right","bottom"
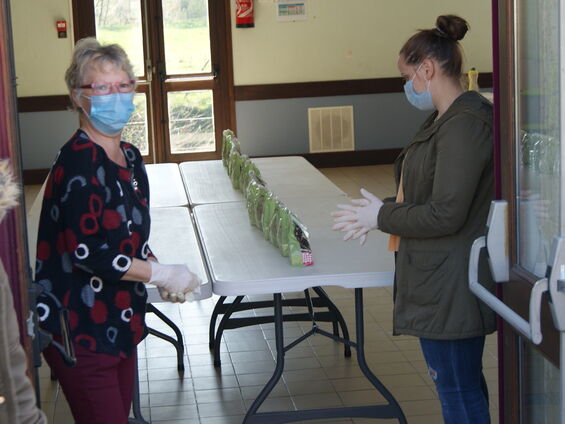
{"left": 146, "top": 303, "right": 185, "bottom": 372}
{"left": 209, "top": 295, "right": 227, "bottom": 349}
{"left": 312, "top": 287, "right": 351, "bottom": 357}
{"left": 130, "top": 348, "right": 150, "bottom": 424}
{"left": 354, "top": 288, "right": 407, "bottom": 424}
{"left": 243, "top": 293, "right": 285, "bottom": 423}
{"left": 213, "top": 296, "right": 244, "bottom": 367}
{"left": 241, "top": 288, "right": 407, "bottom": 424}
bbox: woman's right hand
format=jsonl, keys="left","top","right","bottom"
{"left": 148, "top": 262, "right": 202, "bottom": 296}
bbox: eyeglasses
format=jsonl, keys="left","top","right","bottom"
{"left": 78, "top": 80, "right": 136, "bottom": 95}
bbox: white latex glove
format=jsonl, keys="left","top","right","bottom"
{"left": 331, "top": 188, "right": 383, "bottom": 245}
{"left": 157, "top": 287, "right": 187, "bottom": 304}
{"left": 149, "top": 262, "right": 202, "bottom": 297}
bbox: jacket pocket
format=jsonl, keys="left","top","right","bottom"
{"left": 405, "top": 250, "right": 450, "bottom": 306}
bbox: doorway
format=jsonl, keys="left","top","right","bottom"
{"left": 72, "top": 0, "right": 236, "bottom": 164}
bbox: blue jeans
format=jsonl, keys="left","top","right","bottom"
{"left": 419, "top": 336, "right": 490, "bottom": 424}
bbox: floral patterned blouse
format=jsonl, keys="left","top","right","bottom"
{"left": 35, "top": 130, "right": 153, "bottom": 357}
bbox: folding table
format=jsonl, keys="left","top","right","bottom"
{"left": 180, "top": 157, "right": 353, "bottom": 366}
{"left": 192, "top": 196, "right": 406, "bottom": 423}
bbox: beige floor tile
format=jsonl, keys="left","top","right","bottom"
{"left": 149, "top": 390, "right": 197, "bottom": 407}
{"left": 192, "top": 375, "right": 240, "bottom": 390}
{"left": 198, "top": 399, "right": 246, "bottom": 417}
{"left": 293, "top": 392, "right": 344, "bottom": 409}
{"left": 286, "top": 379, "right": 335, "bottom": 396}
{"left": 338, "top": 389, "right": 387, "bottom": 406}
{"left": 330, "top": 377, "right": 375, "bottom": 392}
{"left": 150, "top": 404, "right": 199, "bottom": 421}
{"left": 240, "top": 382, "right": 289, "bottom": 400}
{"left": 249, "top": 395, "right": 295, "bottom": 413}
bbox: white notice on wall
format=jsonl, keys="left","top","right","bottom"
{"left": 276, "top": 1, "right": 307, "bottom": 21}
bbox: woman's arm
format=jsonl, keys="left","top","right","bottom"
{"left": 378, "top": 114, "right": 492, "bottom": 238}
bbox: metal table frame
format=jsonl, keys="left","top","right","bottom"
{"left": 209, "top": 286, "right": 351, "bottom": 367}
{"left": 242, "top": 290, "right": 406, "bottom": 424}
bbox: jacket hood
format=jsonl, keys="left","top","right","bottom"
{"left": 438, "top": 90, "right": 493, "bottom": 126}
{"left": 0, "top": 159, "right": 19, "bottom": 223}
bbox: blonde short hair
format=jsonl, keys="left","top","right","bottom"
{"left": 65, "top": 38, "right": 136, "bottom": 107}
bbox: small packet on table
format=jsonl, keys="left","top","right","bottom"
{"left": 288, "top": 214, "right": 313, "bottom": 267}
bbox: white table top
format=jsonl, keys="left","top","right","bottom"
{"left": 179, "top": 157, "right": 346, "bottom": 206}
{"left": 146, "top": 163, "right": 188, "bottom": 207}
{"left": 192, "top": 196, "right": 394, "bottom": 296}
{"left": 147, "top": 206, "right": 212, "bottom": 302}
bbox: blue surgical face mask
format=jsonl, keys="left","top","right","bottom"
{"left": 82, "top": 92, "right": 135, "bottom": 135}
{"left": 403, "top": 64, "right": 435, "bottom": 111}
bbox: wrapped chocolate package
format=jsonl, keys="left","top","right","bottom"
{"left": 230, "top": 153, "right": 247, "bottom": 190}
{"left": 222, "top": 130, "right": 236, "bottom": 167}
{"left": 261, "top": 191, "right": 278, "bottom": 241}
{"left": 253, "top": 185, "right": 269, "bottom": 230}
{"left": 268, "top": 201, "right": 283, "bottom": 248}
{"left": 240, "top": 160, "right": 263, "bottom": 196}
{"left": 227, "top": 150, "right": 241, "bottom": 184}
{"left": 276, "top": 205, "right": 292, "bottom": 257}
{"left": 246, "top": 175, "right": 265, "bottom": 227}
{"left": 288, "top": 214, "right": 313, "bottom": 267}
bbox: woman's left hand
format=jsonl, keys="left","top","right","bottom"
{"left": 157, "top": 287, "right": 186, "bottom": 303}
{"left": 331, "top": 188, "right": 383, "bottom": 245}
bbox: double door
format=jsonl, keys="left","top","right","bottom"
{"left": 72, "top": 0, "right": 235, "bottom": 163}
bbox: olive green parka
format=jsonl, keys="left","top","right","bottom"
{"left": 377, "top": 90, "right": 496, "bottom": 339}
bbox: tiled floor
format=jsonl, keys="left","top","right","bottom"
{"left": 25, "top": 164, "right": 500, "bottom": 424}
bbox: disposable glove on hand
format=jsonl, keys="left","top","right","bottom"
{"left": 330, "top": 188, "right": 383, "bottom": 245}
{"left": 149, "top": 262, "right": 202, "bottom": 296}
{"left": 157, "top": 287, "right": 187, "bottom": 303}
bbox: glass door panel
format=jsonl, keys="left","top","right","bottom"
{"left": 94, "top": 1, "right": 149, "bottom": 156}
{"left": 94, "top": 0, "right": 144, "bottom": 76}
{"left": 122, "top": 93, "right": 149, "bottom": 155}
{"left": 521, "top": 342, "right": 560, "bottom": 423}
{"left": 162, "top": 0, "right": 211, "bottom": 75}
{"left": 516, "top": 0, "right": 560, "bottom": 277}
{"left": 167, "top": 90, "right": 215, "bottom": 153}
{"left": 514, "top": 0, "right": 561, "bottom": 422}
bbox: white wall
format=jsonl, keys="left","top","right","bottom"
{"left": 10, "top": 0, "right": 73, "bottom": 96}
{"left": 11, "top": 0, "right": 493, "bottom": 96}
{"left": 231, "top": 0, "right": 493, "bottom": 85}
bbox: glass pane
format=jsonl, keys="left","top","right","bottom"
{"left": 162, "top": 0, "right": 211, "bottom": 75}
{"left": 94, "top": 0, "right": 144, "bottom": 76}
{"left": 516, "top": 0, "right": 561, "bottom": 277}
{"left": 168, "top": 90, "right": 215, "bottom": 153}
{"left": 122, "top": 93, "right": 148, "bottom": 156}
{"left": 521, "top": 342, "right": 560, "bottom": 423}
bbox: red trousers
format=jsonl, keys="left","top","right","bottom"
{"left": 43, "top": 342, "right": 136, "bottom": 424}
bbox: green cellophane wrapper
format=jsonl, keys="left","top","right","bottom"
{"left": 240, "top": 160, "right": 262, "bottom": 196}
{"left": 231, "top": 153, "right": 247, "bottom": 190}
{"left": 288, "top": 214, "right": 313, "bottom": 267}
{"left": 227, "top": 150, "right": 241, "bottom": 187}
{"left": 261, "top": 191, "right": 278, "bottom": 240}
{"left": 268, "top": 200, "right": 285, "bottom": 248}
{"left": 276, "top": 206, "right": 291, "bottom": 257}
{"left": 246, "top": 175, "right": 264, "bottom": 227}
{"left": 222, "top": 130, "right": 235, "bottom": 167}
{"left": 253, "top": 186, "right": 269, "bottom": 230}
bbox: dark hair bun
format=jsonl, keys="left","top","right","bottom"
{"left": 436, "top": 15, "right": 469, "bottom": 41}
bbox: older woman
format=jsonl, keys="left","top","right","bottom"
{"left": 35, "top": 38, "right": 201, "bottom": 424}
{"left": 333, "top": 15, "right": 494, "bottom": 424}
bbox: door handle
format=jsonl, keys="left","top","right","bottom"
{"left": 547, "top": 237, "right": 565, "bottom": 332}
{"left": 469, "top": 236, "right": 547, "bottom": 344}
{"left": 468, "top": 200, "right": 548, "bottom": 344}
